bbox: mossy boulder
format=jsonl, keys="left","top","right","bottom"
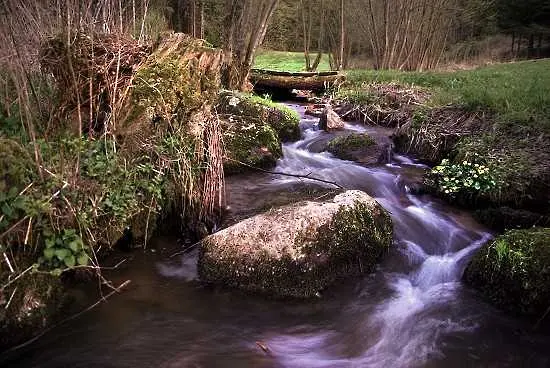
{"left": 217, "top": 91, "right": 300, "bottom": 174}
{"left": 327, "top": 133, "right": 389, "bottom": 165}
{"left": 198, "top": 190, "right": 393, "bottom": 298}
{"left": 220, "top": 115, "right": 282, "bottom": 174}
{"left": 217, "top": 91, "right": 301, "bottom": 142}
{"left": 464, "top": 228, "right": 550, "bottom": 319}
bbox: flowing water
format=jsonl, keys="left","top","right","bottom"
{"left": 3, "top": 104, "right": 550, "bottom": 367}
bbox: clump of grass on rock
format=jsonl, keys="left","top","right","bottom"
{"left": 464, "top": 228, "right": 550, "bottom": 322}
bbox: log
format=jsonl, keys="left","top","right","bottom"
{"left": 250, "top": 69, "right": 345, "bottom": 92}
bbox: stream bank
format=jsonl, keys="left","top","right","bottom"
{"left": 331, "top": 81, "right": 550, "bottom": 321}
{"left": 2, "top": 102, "right": 550, "bottom": 367}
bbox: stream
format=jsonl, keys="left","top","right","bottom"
{"left": 3, "top": 103, "right": 550, "bottom": 367}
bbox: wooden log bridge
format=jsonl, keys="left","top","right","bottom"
{"left": 250, "top": 69, "right": 345, "bottom": 92}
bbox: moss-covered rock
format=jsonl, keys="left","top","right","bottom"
{"left": 217, "top": 91, "right": 300, "bottom": 174}
{"left": 464, "top": 228, "right": 550, "bottom": 319}
{"left": 327, "top": 133, "right": 388, "bottom": 165}
{"left": 198, "top": 190, "right": 393, "bottom": 298}
{"left": 217, "top": 91, "right": 301, "bottom": 142}
{"left": 220, "top": 115, "right": 282, "bottom": 174}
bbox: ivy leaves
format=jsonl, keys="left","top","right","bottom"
{"left": 40, "top": 229, "right": 90, "bottom": 272}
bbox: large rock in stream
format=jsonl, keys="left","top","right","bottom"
{"left": 198, "top": 190, "right": 393, "bottom": 298}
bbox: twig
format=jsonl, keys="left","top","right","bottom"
{"left": 534, "top": 304, "right": 550, "bottom": 331}
{"left": 2, "top": 265, "right": 34, "bottom": 290}
{"left": 169, "top": 240, "right": 203, "bottom": 258}
{"left": 2, "top": 280, "right": 131, "bottom": 354}
{"left": 5, "top": 287, "right": 17, "bottom": 310}
{"left": 256, "top": 341, "right": 271, "bottom": 354}
{"left": 226, "top": 158, "right": 345, "bottom": 189}
{"left": 2, "top": 252, "right": 15, "bottom": 273}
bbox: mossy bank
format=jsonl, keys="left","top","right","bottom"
{"left": 464, "top": 228, "right": 550, "bottom": 324}
{"left": 0, "top": 32, "right": 225, "bottom": 351}
{"left": 334, "top": 61, "right": 550, "bottom": 231}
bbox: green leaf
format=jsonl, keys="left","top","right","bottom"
{"left": 8, "top": 187, "right": 19, "bottom": 198}
{"left": 54, "top": 248, "right": 69, "bottom": 260}
{"left": 64, "top": 255, "right": 76, "bottom": 268}
{"left": 77, "top": 253, "right": 89, "bottom": 266}
{"left": 44, "top": 248, "right": 55, "bottom": 260}
{"left": 45, "top": 238, "right": 55, "bottom": 248}
{"left": 68, "top": 241, "right": 79, "bottom": 252}
{"left": 2, "top": 204, "right": 13, "bottom": 217}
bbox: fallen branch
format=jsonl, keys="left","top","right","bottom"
{"left": 226, "top": 158, "right": 345, "bottom": 189}
{"left": 2, "top": 280, "right": 131, "bottom": 354}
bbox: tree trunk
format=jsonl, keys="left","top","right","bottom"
{"left": 221, "top": 0, "right": 280, "bottom": 91}
{"left": 338, "top": 0, "right": 345, "bottom": 70}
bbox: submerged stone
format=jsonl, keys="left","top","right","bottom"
{"left": 198, "top": 190, "right": 393, "bottom": 298}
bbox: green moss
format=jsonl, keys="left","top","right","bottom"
{"left": 222, "top": 115, "right": 282, "bottom": 174}
{"left": 327, "top": 134, "right": 376, "bottom": 161}
{"left": 246, "top": 94, "right": 301, "bottom": 142}
{"left": 0, "top": 138, "right": 35, "bottom": 193}
{"left": 218, "top": 91, "right": 301, "bottom": 142}
{"left": 464, "top": 228, "right": 550, "bottom": 317}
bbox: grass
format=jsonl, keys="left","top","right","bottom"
{"left": 254, "top": 49, "right": 331, "bottom": 72}
{"left": 342, "top": 59, "right": 550, "bottom": 129}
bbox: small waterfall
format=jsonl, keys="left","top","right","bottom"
{"left": 265, "top": 104, "right": 495, "bottom": 367}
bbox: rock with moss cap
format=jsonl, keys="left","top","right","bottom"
{"left": 217, "top": 91, "right": 301, "bottom": 142}
{"left": 327, "top": 133, "right": 390, "bottom": 165}
{"left": 198, "top": 190, "right": 393, "bottom": 298}
{"left": 464, "top": 227, "right": 550, "bottom": 321}
{"left": 217, "top": 91, "right": 301, "bottom": 174}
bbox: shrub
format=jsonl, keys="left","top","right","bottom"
{"left": 427, "top": 155, "right": 498, "bottom": 197}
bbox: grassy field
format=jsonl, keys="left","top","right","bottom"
{"left": 254, "top": 50, "right": 549, "bottom": 128}
{"left": 343, "top": 59, "right": 550, "bottom": 128}
{"left": 254, "top": 50, "right": 331, "bottom": 72}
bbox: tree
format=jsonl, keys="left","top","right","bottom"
{"left": 497, "top": 0, "right": 550, "bottom": 57}
{"left": 170, "top": 0, "right": 205, "bottom": 38}
{"left": 300, "top": 0, "right": 325, "bottom": 71}
{"left": 221, "top": 0, "right": 280, "bottom": 90}
{"left": 352, "top": 0, "right": 458, "bottom": 71}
